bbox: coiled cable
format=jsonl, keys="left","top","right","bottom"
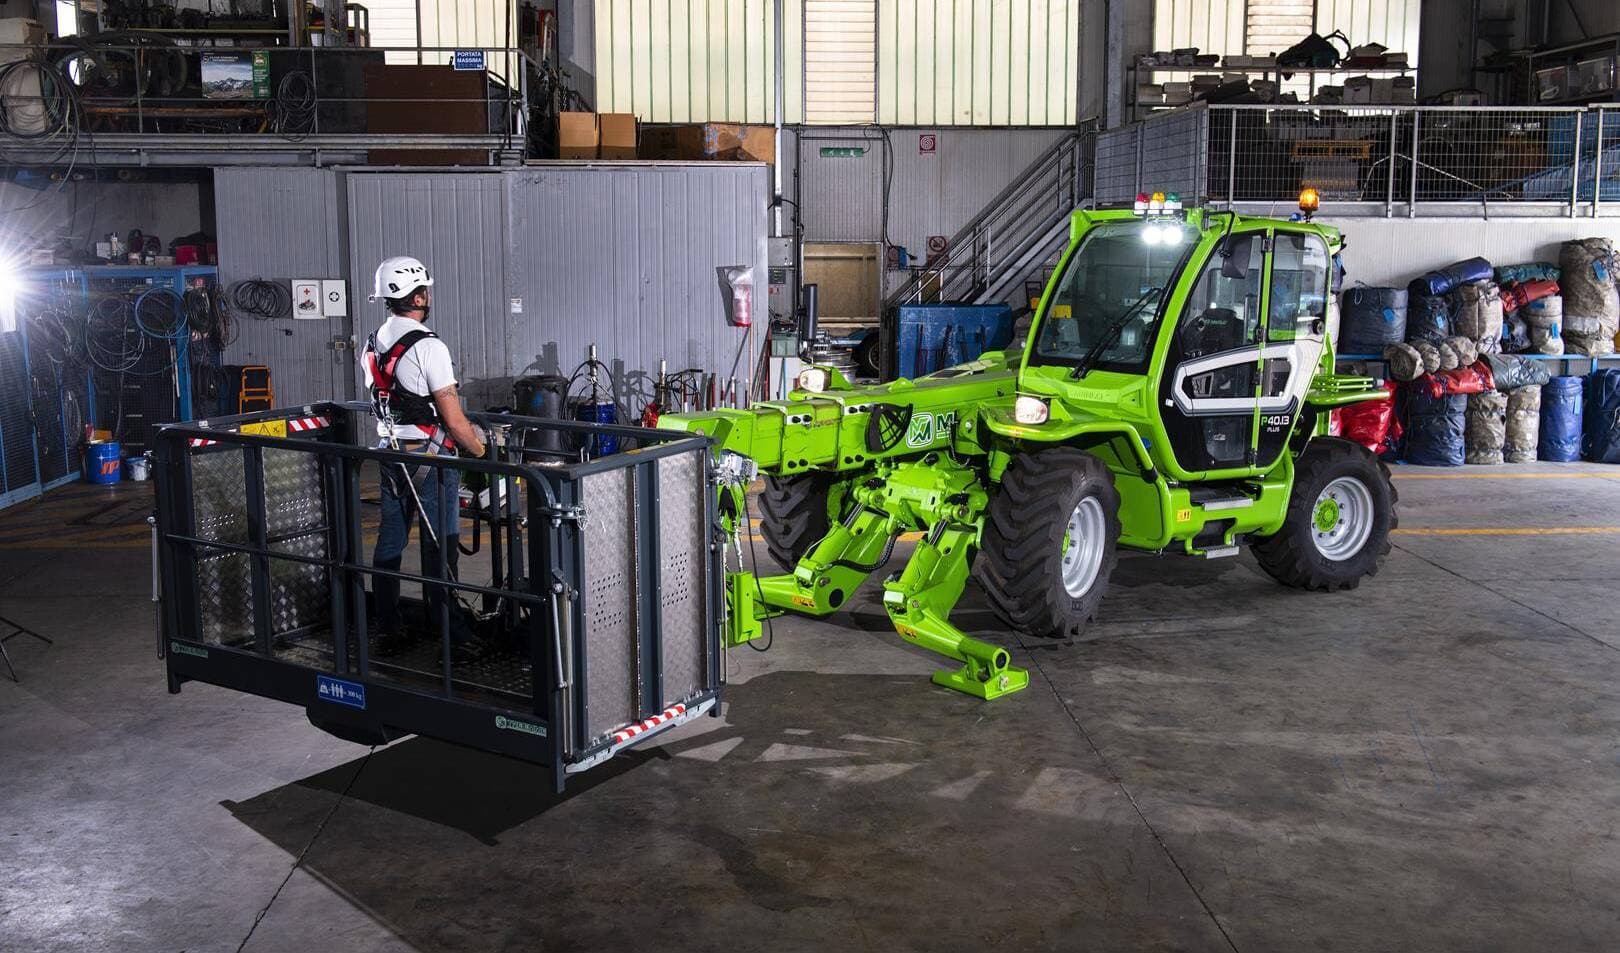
{"left": 227, "top": 278, "right": 292, "bottom": 320}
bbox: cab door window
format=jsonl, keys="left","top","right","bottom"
{"left": 1267, "top": 232, "right": 1330, "bottom": 342}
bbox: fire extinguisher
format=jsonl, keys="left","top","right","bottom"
{"left": 720, "top": 265, "right": 753, "bottom": 328}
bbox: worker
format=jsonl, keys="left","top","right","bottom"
{"left": 361, "top": 255, "right": 488, "bottom": 656}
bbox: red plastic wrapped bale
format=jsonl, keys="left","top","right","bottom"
{"left": 1420, "top": 360, "right": 1496, "bottom": 399}
{"left": 1500, "top": 279, "right": 1560, "bottom": 313}
{"left": 1334, "top": 381, "right": 1399, "bottom": 454}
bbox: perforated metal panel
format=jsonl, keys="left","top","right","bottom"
{"left": 657, "top": 451, "right": 708, "bottom": 704}
{"left": 579, "top": 467, "right": 637, "bottom": 743}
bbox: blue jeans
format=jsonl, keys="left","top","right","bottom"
{"left": 373, "top": 460, "right": 461, "bottom": 635}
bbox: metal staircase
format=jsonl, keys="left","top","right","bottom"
{"left": 880, "top": 127, "right": 1091, "bottom": 376}
{"left": 885, "top": 128, "right": 1090, "bottom": 306}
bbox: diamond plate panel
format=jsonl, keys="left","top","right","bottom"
{"left": 657, "top": 451, "right": 707, "bottom": 704}
{"left": 270, "top": 532, "right": 331, "bottom": 637}
{"left": 262, "top": 448, "right": 327, "bottom": 545}
{"left": 197, "top": 551, "right": 253, "bottom": 646}
{"left": 192, "top": 450, "right": 249, "bottom": 544}
{"left": 191, "top": 450, "right": 253, "bottom": 644}
{"left": 580, "top": 467, "right": 636, "bottom": 743}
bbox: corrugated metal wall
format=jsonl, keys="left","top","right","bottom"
{"left": 1152, "top": 0, "right": 1420, "bottom": 61}
{"left": 222, "top": 165, "right": 768, "bottom": 413}
{"left": 804, "top": 0, "right": 876, "bottom": 124}
{"left": 1314, "top": 0, "right": 1421, "bottom": 61}
{"left": 595, "top": 0, "right": 803, "bottom": 123}
{"left": 876, "top": 0, "right": 1080, "bottom": 125}
{"left": 593, "top": 0, "right": 1078, "bottom": 125}
{"left": 216, "top": 168, "right": 351, "bottom": 407}
{"left": 345, "top": 173, "right": 512, "bottom": 409}
{"left": 1153, "top": 0, "right": 1245, "bottom": 56}
{"left": 504, "top": 164, "right": 768, "bottom": 405}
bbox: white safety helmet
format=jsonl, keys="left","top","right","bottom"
{"left": 370, "top": 256, "right": 434, "bottom": 302}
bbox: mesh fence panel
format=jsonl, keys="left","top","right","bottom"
{"left": 1202, "top": 105, "right": 1606, "bottom": 208}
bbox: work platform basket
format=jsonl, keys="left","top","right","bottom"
{"left": 151, "top": 402, "right": 722, "bottom": 790}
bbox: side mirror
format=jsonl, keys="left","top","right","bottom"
{"left": 1220, "top": 237, "right": 1252, "bottom": 281}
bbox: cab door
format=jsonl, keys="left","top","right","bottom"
{"left": 1253, "top": 229, "right": 1333, "bottom": 470}
{"left": 1156, "top": 228, "right": 1269, "bottom": 476}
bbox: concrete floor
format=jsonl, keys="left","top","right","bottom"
{"left": 3, "top": 464, "right": 1620, "bottom": 952}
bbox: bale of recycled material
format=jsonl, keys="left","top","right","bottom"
{"left": 1495, "top": 262, "right": 1560, "bottom": 285}
{"left": 1559, "top": 237, "right": 1619, "bottom": 322}
{"left": 1435, "top": 340, "right": 1460, "bottom": 371}
{"left": 1525, "top": 295, "right": 1564, "bottom": 355}
{"left": 1383, "top": 342, "right": 1425, "bottom": 382}
{"left": 1465, "top": 390, "right": 1508, "bottom": 464}
{"left": 1565, "top": 313, "right": 1616, "bottom": 356}
{"left": 1405, "top": 294, "right": 1451, "bottom": 344}
{"left": 1404, "top": 389, "right": 1466, "bottom": 467}
{"left": 1560, "top": 238, "right": 1618, "bottom": 355}
{"left": 1584, "top": 368, "right": 1620, "bottom": 463}
{"left": 1539, "top": 376, "right": 1584, "bottom": 461}
{"left": 1443, "top": 335, "right": 1478, "bottom": 367}
{"left": 1483, "top": 352, "right": 1551, "bottom": 390}
{"left": 1339, "top": 286, "right": 1408, "bottom": 351}
{"left": 1450, "top": 280, "right": 1504, "bottom": 352}
{"left": 1413, "top": 341, "right": 1443, "bottom": 375}
{"left": 1504, "top": 385, "right": 1541, "bottom": 462}
{"left": 1409, "top": 257, "right": 1493, "bottom": 298}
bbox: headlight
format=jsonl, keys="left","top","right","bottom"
{"left": 1014, "top": 395, "right": 1050, "bottom": 425}
{"left": 796, "top": 367, "right": 829, "bottom": 393}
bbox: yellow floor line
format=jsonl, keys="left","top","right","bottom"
{"left": 1393, "top": 472, "right": 1617, "bottom": 480}
{"left": 1393, "top": 526, "right": 1620, "bottom": 536}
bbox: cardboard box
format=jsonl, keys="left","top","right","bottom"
{"left": 639, "top": 122, "right": 775, "bottom": 164}
{"left": 598, "top": 113, "right": 638, "bottom": 159}
{"left": 558, "top": 111, "right": 599, "bottom": 159}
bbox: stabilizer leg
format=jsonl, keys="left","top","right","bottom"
{"left": 882, "top": 524, "right": 1029, "bottom": 701}
{"left": 754, "top": 505, "right": 893, "bottom": 616}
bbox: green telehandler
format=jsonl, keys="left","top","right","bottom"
{"left": 660, "top": 199, "right": 1396, "bottom": 701}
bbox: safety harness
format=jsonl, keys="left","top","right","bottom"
{"left": 364, "top": 326, "right": 454, "bottom": 542}
{"left": 364, "top": 328, "right": 447, "bottom": 441}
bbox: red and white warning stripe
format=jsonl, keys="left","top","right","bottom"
{"left": 612, "top": 703, "right": 688, "bottom": 745}
{"left": 189, "top": 437, "right": 218, "bottom": 447}
{"left": 287, "top": 415, "right": 332, "bottom": 433}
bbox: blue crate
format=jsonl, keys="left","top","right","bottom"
{"left": 895, "top": 303, "right": 1014, "bottom": 380}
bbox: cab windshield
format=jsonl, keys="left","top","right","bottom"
{"left": 1031, "top": 220, "right": 1196, "bottom": 373}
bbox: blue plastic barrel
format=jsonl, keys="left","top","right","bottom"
{"left": 574, "top": 398, "right": 619, "bottom": 457}
{"left": 85, "top": 442, "right": 122, "bottom": 484}
{"left": 1539, "top": 376, "right": 1584, "bottom": 462}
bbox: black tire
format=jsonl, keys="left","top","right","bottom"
{"left": 1251, "top": 437, "right": 1398, "bottom": 591}
{"left": 978, "top": 447, "right": 1121, "bottom": 637}
{"left": 853, "top": 336, "right": 881, "bottom": 379}
{"left": 757, "top": 473, "right": 841, "bottom": 570}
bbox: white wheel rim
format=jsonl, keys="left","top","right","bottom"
{"left": 1311, "top": 476, "right": 1375, "bottom": 561}
{"left": 1060, "top": 496, "right": 1107, "bottom": 597}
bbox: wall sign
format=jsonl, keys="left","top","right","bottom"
{"left": 918, "top": 133, "right": 937, "bottom": 155}
{"left": 452, "top": 49, "right": 487, "bottom": 71}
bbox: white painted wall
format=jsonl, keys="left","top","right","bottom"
{"left": 1322, "top": 215, "right": 1620, "bottom": 286}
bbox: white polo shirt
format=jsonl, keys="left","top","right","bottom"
{"left": 363, "top": 315, "right": 458, "bottom": 441}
